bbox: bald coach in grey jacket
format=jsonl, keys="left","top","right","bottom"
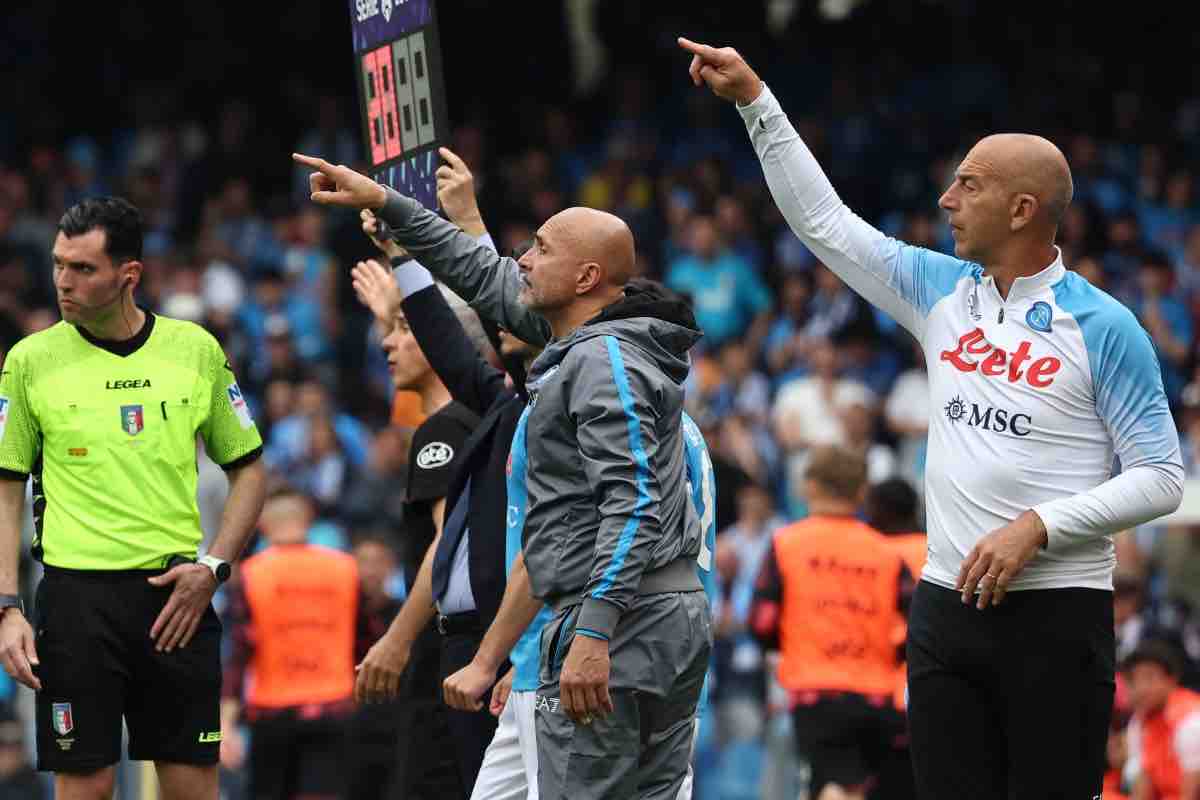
{"left": 383, "top": 193, "right": 711, "bottom": 800}
{"left": 294, "top": 152, "right": 711, "bottom": 800}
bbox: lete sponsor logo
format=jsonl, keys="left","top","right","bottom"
{"left": 939, "top": 328, "right": 1062, "bottom": 388}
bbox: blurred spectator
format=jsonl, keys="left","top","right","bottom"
{"left": 221, "top": 488, "right": 359, "bottom": 800}
{"left": 838, "top": 389, "right": 895, "bottom": 485}
{"left": 695, "top": 413, "right": 754, "bottom": 534}
{"left": 1073, "top": 253, "right": 1107, "bottom": 291}
{"left": 237, "top": 264, "right": 331, "bottom": 370}
{"left": 1179, "top": 384, "right": 1200, "bottom": 478}
{"left": 577, "top": 134, "right": 654, "bottom": 223}
{"left": 667, "top": 214, "right": 771, "bottom": 351}
{"left": 1132, "top": 249, "right": 1193, "bottom": 408}
{"left": 266, "top": 376, "right": 372, "bottom": 470}
{"left": 867, "top": 478, "right": 925, "bottom": 575}
{"left": 1057, "top": 202, "right": 1106, "bottom": 265}
{"left": 764, "top": 272, "right": 814, "bottom": 382}
{"left": 1102, "top": 212, "right": 1144, "bottom": 301}
{"left": 1124, "top": 640, "right": 1200, "bottom": 799}
{"left": 885, "top": 337, "right": 929, "bottom": 490}
{"left": 1115, "top": 572, "right": 1151, "bottom": 665}
{"left": 1140, "top": 170, "right": 1197, "bottom": 262}
{"left": 708, "top": 340, "right": 771, "bottom": 425}
{"left": 214, "top": 175, "right": 275, "bottom": 269}
{"left": 804, "top": 263, "right": 879, "bottom": 347}
{"left": 348, "top": 531, "right": 404, "bottom": 800}
{"left": 1178, "top": 224, "right": 1200, "bottom": 312}
{"left": 714, "top": 484, "right": 784, "bottom": 705}
{"left": 716, "top": 413, "right": 776, "bottom": 491}
{"left": 773, "top": 339, "right": 875, "bottom": 514}
{"left": 292, "top": 413, "right": 349, "bottom": 515}
{"left": 340, "top": 425, "right": 412, "bottom": 533}
{"left": 715, "top": 194, "right": 765, "bottom": 273}
{"left": 0, "top": 704, "right": 42, "bottom": 800}
{"left": 773, "top": 340, "right": 872, "bottom": 454}
{"left": 751, "top": 446, "right": 911, "bottom": 800}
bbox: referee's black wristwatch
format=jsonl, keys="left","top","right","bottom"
{"left": 0, "top": 594, "right": 24, "bottom": 618}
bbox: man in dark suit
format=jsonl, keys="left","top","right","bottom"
{"left": 353, "top": 151, "right": 536, "bottom": 794}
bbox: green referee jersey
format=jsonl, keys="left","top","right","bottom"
{"left": 0, "top": 313, "right": 263, "bottom": 570}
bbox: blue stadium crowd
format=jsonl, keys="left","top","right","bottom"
{"left": 2, "top": 1, "right": 1200, "bottom": 797}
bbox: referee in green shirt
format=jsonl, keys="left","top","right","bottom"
{"left": 0, "top": 197, "right": 267, "bottom": 800}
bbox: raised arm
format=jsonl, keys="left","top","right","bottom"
{"left": 678, "top": 38, "right": 977, "bottom": 342}
{"left": 295, "top": 151, "right": 551, "bottom": 347}
{"left": 353, "top": 150, "right": 516, "bottom": 415}
{"left": 353, "top": 213, "right": 509, "bottom": 416}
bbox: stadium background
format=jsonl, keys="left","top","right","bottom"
{"left": 2, "top": 0, "right": 1200, "bottom": 796}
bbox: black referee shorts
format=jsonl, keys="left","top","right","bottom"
{"left": 906, "top": 580, "right": 1114, "bottom": 800}
{"left": 33, "top": 566, "right": 222, "bottom": 773}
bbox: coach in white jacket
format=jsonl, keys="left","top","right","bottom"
{"left": 680, "top": 37, "right": 1183, "bottom": 800}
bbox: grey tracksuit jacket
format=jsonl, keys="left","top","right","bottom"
{"left": 380, "top": 190, "right": 705, "bottom": 640}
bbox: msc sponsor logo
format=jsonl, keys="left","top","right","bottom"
{"left": 940, "top": 328, "right": 1061, "bottom": 388}
{"left": 943, "top": 395, "right": 1032, "bottom": 437}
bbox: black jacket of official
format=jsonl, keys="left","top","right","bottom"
{"left": 397, "top": 273, "right": 527, "bottom": 630}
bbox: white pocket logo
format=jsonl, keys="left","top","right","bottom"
{"left": 417, "top": 441, "right": 454, "bottom": 469}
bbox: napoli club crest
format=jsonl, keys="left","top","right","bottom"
{"left": 52, "top": 703, "right": 74, "bottom": 735}
{"left": 120, "top": 404, "right": 144, "bottom": 436}
{"left": 1025, "top": 301, "right": 1053, "bottom": 333}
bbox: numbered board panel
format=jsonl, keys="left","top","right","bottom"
{"left": 349, "top": 0, "right": 448, "bottom": 209}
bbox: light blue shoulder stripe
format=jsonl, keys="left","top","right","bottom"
{"left": 883, "top": 240, "right": 981, "bottom": 317}
{"left": 591, "top": 336, "right": 654, "bottom": 601}
{"left": 681, "top": 412, "right": 717, "bottom": 600}
{"left": 1052, "top": 270, "right": 1177, "bottom": 467}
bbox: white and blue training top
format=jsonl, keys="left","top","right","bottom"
{"left": 740, "top": 85, "right": 1184, "bottom": 592}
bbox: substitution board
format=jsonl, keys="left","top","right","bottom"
{"left": 349, "top": 0, "right": 449, "bottom": 209}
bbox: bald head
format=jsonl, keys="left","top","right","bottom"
{"left": 968, "top": 134, "right": 1074, "bottom": 228}
{"left": 546, "top": 207, "right": 636, "bottom": 288}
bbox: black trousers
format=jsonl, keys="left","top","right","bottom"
{"left": 439, "top": 623, "right": 501, "bottom": 795}
{"left": 906, "top": 581, "right": 1114, "bottom": 800}
{"left": 248, "top": 710, "right": 347, "bottom": 800}
{"left": 390, "top": 628, "right": 464, "bottom": 800}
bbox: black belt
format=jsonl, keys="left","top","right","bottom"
{"left": 436, "top": 610, "right": 482, "bottom": 636}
